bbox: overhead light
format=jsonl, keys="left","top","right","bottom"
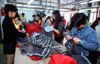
{"left": 16, "top": 4, "right": 23, "bottom": 6}
{"left": 23, "top": 5, "right": 40, "bottom": 8}
{"left": 89, "top": 0, "right": 100, "bottom": 3}
{"left": 21, "top": 8, "right": 35, "bottom": 10}
{"left": 80, "top": 2, "right": 87, "bottom": 4}
{"left": 28, "top": 0, "right": 34, "bottom": 5}
{"left": 18, "top": 8, "right": 21, "bottom": 9}
{"left": 16, "top": 4, "right": 41, "bottom": 8}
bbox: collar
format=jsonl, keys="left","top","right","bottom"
{"left": 75, "top": 24, "right": 88, "bottom": 32}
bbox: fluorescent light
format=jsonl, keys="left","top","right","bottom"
{"left": 18, "top": 8, "right": 21, "bottom": 9}
{"left": 16, "top": 4, "right": 23, "bottom": 6}
{"left": 80, "top": 2, "right": 87, "bottom": 4}
{"left": 89, "top": 0, "right": 100, "bottom": 3}
{"left": 22, "top": 8, "right": 35, "bottom": 10}
{"left": 23, "top": 5, "right": 40, "bottom": 7}
{"left": 28, "top": 0, "right": 34, "bottom": 5}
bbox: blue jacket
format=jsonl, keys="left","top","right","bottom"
{"left": 66, "top": 24, "right": 99, "bottom": 56}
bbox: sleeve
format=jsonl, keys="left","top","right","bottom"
{"left": 78, "top": 31, "right": 99, "bottom": 51}
{"left": 38, "top": 20, "right": 41, "bottom": 25}
{"left": 8, "top": 19, "right": 26, "bottom": 37}
{"left": 25, "top": 17, "right": 27, "bottom": 21}
{"left": 58, "top": 22, "right": 64, "bottom": 33}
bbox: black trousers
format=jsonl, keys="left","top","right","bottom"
{"left": 87, "top": 51, "right": 100, "bottom": 64}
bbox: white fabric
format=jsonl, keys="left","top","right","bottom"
{"left": 44, "top": 25, "right": 53, "bottom": 32}
{"left": 95, "top": 23, "right": 100, "bottom": 51}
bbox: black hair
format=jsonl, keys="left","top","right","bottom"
{"left": 4, "top": 4, "right": 18, "bottom": 15}
{"left": 62, "top": 16, "right": 64, "bottom": 18}
{"left": 90, "top": 17, "right": 100, "bottom": 30}
{"left": 22, "top": 13, "right": 25, "bottom": 15}
{"left": 52, "top": 10, "right": 62, "bottom": 29}
{"left": 45, "top": 16, "right": 51, "bottom": 23}
{"left": 72, "top": 13, "right": 87, "bottom": 27}
{"left": 67, "top": 17, "right": 75, "bottom": 30}
{"left": 37, "top": 14, "right": 41, "bottom": 20}
{"left": 86, "top": 16, "right": 89, "bottom": 20}
{"left": 43, "top": 14, "right": 46, "bottom": 17}
{"left": 14, "top": 12, "right": 19, "bottom": 18}
{"left": 32, "top": 15, "right": 36, "bottom": 17}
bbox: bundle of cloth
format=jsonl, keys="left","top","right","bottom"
{"left": 25, "top": 23, "right": 42, "bottom": 37}
{"left": 17, "top": 32, "right": 62, "bottom": 60}
{"left": 62, "top": 39, "right": 91, "bottom": 64}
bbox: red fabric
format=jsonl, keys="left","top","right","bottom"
{"left": 63, "top": 19, "right": 66, "bottom": 26}
{"left": 25, "top": 24, "right": 42, "bottom": 37}
{"left": 30, "top": 56, "right": 41, "bottom": 61}
{"left": 16, "top": 43, "right": 19, "bottom": 47}
{"left": 48, "top": 54, "right": 76, "bottom": 64}
{"left": 53, "top": 23, "right": 62, "bottom": 37}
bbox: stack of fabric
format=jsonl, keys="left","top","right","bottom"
{"left": 25, "top": 24, "right": 42, "bottom": 37}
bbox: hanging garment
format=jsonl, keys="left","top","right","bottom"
{"left": 63, "top": 39, "right": 81, "bottom": 56}
{"left": 48, "top": 54, "right": 76, "bottom": 64}
{"left": 42, "top": 25, "right": 54, "bottom": 39}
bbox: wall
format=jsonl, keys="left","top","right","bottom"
{"left": 18, "top": 9, "right": 37, "bottom": 22}
{"left": 0, "top": 0, "right": 6, "bottom": 42}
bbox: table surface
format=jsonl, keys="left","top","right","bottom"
{"left": 14, "top": 43, "right": 67, "bottom": 64}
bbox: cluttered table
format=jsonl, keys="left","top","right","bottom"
{"left": 14, "top": 42, "right": 67, "bottom": 64}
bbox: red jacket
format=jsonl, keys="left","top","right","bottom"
{"left": 63, "top": 19, "right": 66, "bottom": 26}
{"left": 48, "top": 54, "right": 76, "bottom": 64}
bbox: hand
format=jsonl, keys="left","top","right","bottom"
{"left": 26, "top": 33, "right": 29, "bottom": 37}
{"left": 67, "top": 36, "right": 72, "bottom": 40}
{"left": 19, "top": 23, "right": 22, "bottom": 26}
{"left": 73, "top": 37, "right": 80, "bottom": 44}
{"left": 48, "top": 20, "right": 52, "bottom": 25}
{"left": 18, "top": 30, "right": 24, "bottom": 32}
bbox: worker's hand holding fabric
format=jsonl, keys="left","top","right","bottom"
{"left": 67, "top": 36, "right": 72, "bottom": 40}
{"left": 26, "top": 33, "right": 29, "bottom": 37}
{"left": 73, "top": 37, "right": 80, "bottom": 44}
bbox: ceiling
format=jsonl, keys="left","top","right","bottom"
{"left": 7, "top": 0, "right": 100, "bottom": 12}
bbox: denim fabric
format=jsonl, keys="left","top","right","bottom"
{"left": 45, "top": 19, "right": 48, "bottom": 26}
{"left": 66, "top": 24, "right": 99, "bottom": 56}
{"left": 72, "top": 55, "right": 91, "bottom": 64}
{"left": 64, "top": 39, "right": 81, "bottom": 56}
{"left": 18, "top": 32, "right": 55, "bottom": 59}
{"left": 42, "top": 26, "right": 54, "bottom": 39}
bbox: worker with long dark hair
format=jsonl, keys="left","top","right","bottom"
{"left": 52, "top": 10, "right": 64, "bottom": 44}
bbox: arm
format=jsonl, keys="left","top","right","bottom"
{"left": 78, "top": 32, "right": 99, "bottom": 51}
{"left": 25, "top": 17, "right": 27, "bottom": 22}
{"left": 38, "top": 20, "right": 41, "bottom": 25}
{"left": 53, "top": 22, "right": 64, "bottom": 34}
{"left": 8, "top": 19, "right": 26, "bottom": 37}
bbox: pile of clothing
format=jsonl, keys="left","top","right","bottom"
{"left": 17, "top": 32, "right": 62, "bottom": 60}
{"left": 25, "top": 24, "right": 42, "bottom": 37}
{"left": 62, "top": 39, "right": 91, "bottom": 64}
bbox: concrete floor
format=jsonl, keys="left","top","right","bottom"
{"left": 0, "top": 45, "right": 7, "bottom": 64}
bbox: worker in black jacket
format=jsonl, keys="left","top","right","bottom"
{"left": 2, "top": 4, "right": 29, "bottom": 64}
